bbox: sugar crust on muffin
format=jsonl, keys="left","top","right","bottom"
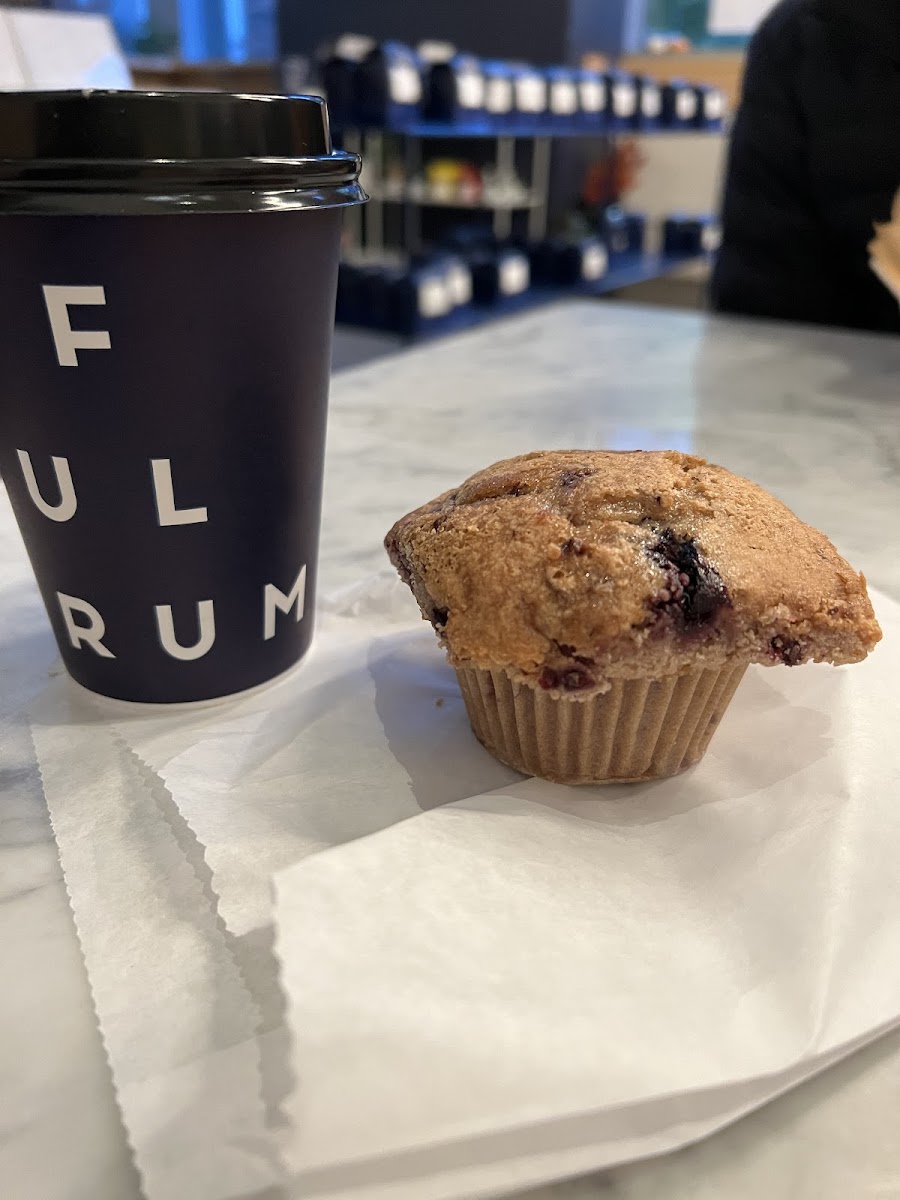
{"left": 385, "top": 450, "right": 881, "bottom": 698}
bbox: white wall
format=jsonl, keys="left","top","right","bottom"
{"left": 0, "top": 7, "right": 131, "bottom": 90}
{"left": 708, "top": 0, "right": 777, "bottom": 34}
{"left": 627, "top": 132, "right": 730, "bottom": 250}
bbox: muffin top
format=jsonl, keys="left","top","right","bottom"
{"left": 385, "top": 450, "right": 881, "bottom": 695}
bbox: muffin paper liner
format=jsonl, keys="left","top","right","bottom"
{"left": 456, "top": 661, "right": 749, "bottom": 784}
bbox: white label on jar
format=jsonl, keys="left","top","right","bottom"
{"left": 550, "top": 80, "right": 578, "bottom": 115}
{"left": 389, "top": 63, "right": 422, "bottom": 105}
{"left": 417, "top": 40, "right": 455, "bottom": 64}
{"left": 418, "top": 277, "right": 451, "bottom": 319}
{"left": 486, "top": 77, "right": 513, "bottom": 114}
{"left": 704, "top": 90, "right": 726, "bottom": 120}
{"left": 581, "top": 243, "right": 609, "bottom": 281}
{"left": 515, "top": 74, "right": 547, "bottom": 113}
{"left": 335, "top": 34, "right": 375, "bottom": 61}
{"left": 457, "top": 71, "right": 485, "bottom": 109}
{"left": 499, "top": 255, "right": 530, "bottom": 295}
{"left": 445, "top": 263, "right": 473, "bottom": 306}
{"left": 579, "top": 78, "right": 605, "bottom": 113}
{"left": 612, "top": 81, "right": 637, "bottom": 117}
{"left": 701, "top": 224, "right": 722, "bottom": 253}
{"left": 641, "top": 85, "right": 661, "bottom": 119}
{"left": 676, "top": 90, "right": 697, "bottom": 121}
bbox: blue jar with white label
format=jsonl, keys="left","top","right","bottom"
{"left": 467, "top": 247, "right": 531, "bottom": 304}
{"left": 544, "top": 67, "right": 580, "bottom": 132}
{"left": 355, "top": 42, "right": 424, "bottom": 129}
{"left": 425, "top": 53, "right": 486, "bottom": 126}
{"left": 389, "top": 262, "right": 454, "bottom": 334}
{"left": 632, "top": 76, "right": 662, "bottom": 131}
{"left": 660, "top": 80, "right": 698, "bottom": 130}
{"left": 693, "top": 85, "right": 727, "bottom": 131}
{"left": 319, "top": 35, "right": 376, "bottom": 128}
{"left": 603, "top": 70, "right": 638, "bottom": 131}
{"left": 482, "top": 61, "right": 516, "bottom": 130}
{"left": 575, "top": 69, "right": 607, "bottom": 131}
{"left": 663, "top": 214, "right": 721, "bottom": 255}
{"left": 624, "top": 212, "right": 647, "bottom": 255}
{"left": 530, "top": 238, "right": 608, "bottom": 286}
{"left": 509, "top": 64, "right": 548, "bottom": 130}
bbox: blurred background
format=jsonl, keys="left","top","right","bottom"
{"left": 1, "top": 0, "right": 764, "bottom": 69}
{"left": 0, "top": 0, "right": 777, "bottom": 355}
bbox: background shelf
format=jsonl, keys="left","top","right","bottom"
{"left": 366, "top": 189, "right": 540, "bottom": 210}
{"left": 336, "top": 118, "right": 723, "bottom": 140}
{"left": 336, "top": 251, "right": 710, "bottom": 342}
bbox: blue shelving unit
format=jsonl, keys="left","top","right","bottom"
{"left": 337, "top": 116, "right": 720, "bottom": 140}
{"left": 338, "top": 251, "right": 710, "bottom": 343}
{"left": 332, "top": 57, "right": 725, "bottom": 342}
{"left": 418, "top": 252, "right": 710, "bottom": 341}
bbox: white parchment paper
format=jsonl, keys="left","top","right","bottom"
{"left": 271, "top": 589, "right": 900, "bottom": 1199}
{"left": 29, "top": 691, "right": 284, "bottom": 1200}
{"left": 28, "top": 575, "right": 900, "bottom": 1200}
{"left": 110, "top": 574, "right": 519, "bottom": 943}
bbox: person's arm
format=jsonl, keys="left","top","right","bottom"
{"left": 710, "top": 4, "right": 841, "bottom": 326}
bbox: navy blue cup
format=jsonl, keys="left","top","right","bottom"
{"left": 0, "top": 90, "right": 365, "bottom": 704}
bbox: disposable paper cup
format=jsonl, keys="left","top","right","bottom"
{"left": 456, "top": 662, "right": 749, "bottom": 785}
{"left": 0, "top": 90, "right": 365, "bottom": 703}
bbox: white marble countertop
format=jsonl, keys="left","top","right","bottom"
{"left": 2, "top": 302, "right": 899, "bottom": 1200}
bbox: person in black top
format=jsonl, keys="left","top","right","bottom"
{"left": 711, "top": 0, "right": 900, "bottom": 333}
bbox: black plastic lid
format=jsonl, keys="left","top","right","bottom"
{"left": 0, "top": 90, "right": 366, "bottom": 215}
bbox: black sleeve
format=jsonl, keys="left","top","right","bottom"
{"left": 710, "top": 4, "right": 842, "bottom": 326}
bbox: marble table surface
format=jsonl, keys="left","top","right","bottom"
{"left": 2, "top": 301, "right": 899, "bottom": 1200}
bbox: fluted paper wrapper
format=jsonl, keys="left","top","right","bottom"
{"left": 456, "top": 662, "right": 748, "bottom": 784}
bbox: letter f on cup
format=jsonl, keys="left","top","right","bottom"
{"left": 43, "top": 285, "right": 111, "bottom": 367}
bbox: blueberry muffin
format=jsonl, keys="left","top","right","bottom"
{"left": 385, "top": 450, "right": 881, "bottom": 785}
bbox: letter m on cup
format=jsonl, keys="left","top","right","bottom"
{"left": 43, "top": 286, "right": 111, "bottom": 366}
{"left": 264, "top": 566, "right": 307, "bottom": 641}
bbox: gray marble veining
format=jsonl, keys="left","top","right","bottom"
{"left": 1, "top": 301, "right": 898, "bottom": 1200}
{"left": 318, "top": 304, "right": 900, "bottom": 606}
